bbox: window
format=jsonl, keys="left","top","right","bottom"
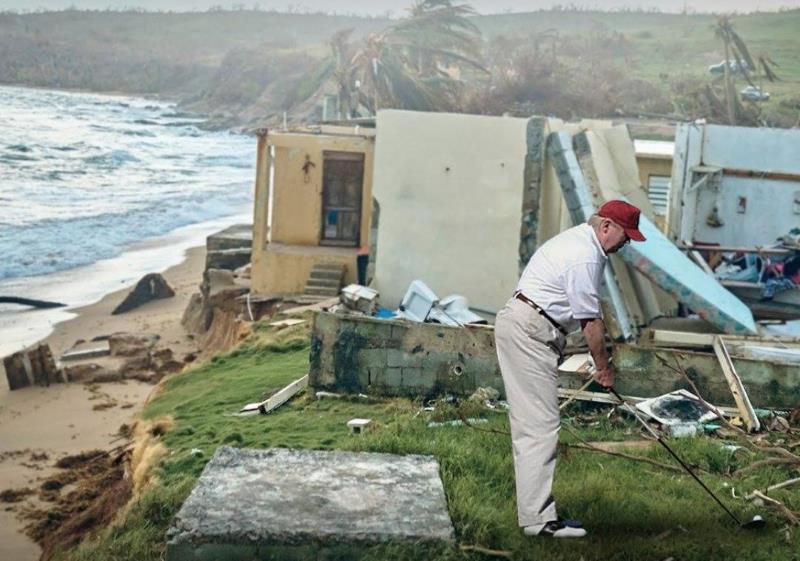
{"left": 647, "top": 175, "right": 670, "bottom": 216}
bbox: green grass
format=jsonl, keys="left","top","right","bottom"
{"left": 58, "top": 322, "right": 799, "bottom": 561}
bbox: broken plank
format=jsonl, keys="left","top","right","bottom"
{"left": 558, "top": 353, "right": 594, "bottom": 374}
{"left": 585, "top": 440, "right": 656, "bottom": 453}
{"left": 61, "top": 343, "right": 111, "bottom": 362}
{"left": 689, "top": 250, "right": 715, "bottom": 276}
{"left": 648, "top": 329, "right": 717, "bottom": 348}
{"left": 279, "top": 297, "right": 339, "bottom": 316}
{"left": 239, "top": 374, "right": 309, "bottom": 414}
{"left": 679, "top": 243, "right": 791, "bottom": 256}
{"left": 268, "top": 319, "right": 307, "bottom": 329}
{"left": 712, "top": 336, "right": 760, "bottom": 432}
{"left": 646, "top": 329, "right": 800, "bottom": 350}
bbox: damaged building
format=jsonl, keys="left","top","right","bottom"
{"left": 247, "top": 111, "right": 800, "bottom": 411}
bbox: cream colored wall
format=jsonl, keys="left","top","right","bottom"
{"left": 269, "top": 133, "right": 374, "bottom": 247}
{"left": 251, "top": 131, "right": 374, "bottom": 296}
{"left": 252, "top": 246, "right": 358, "bottom": 295}
{"left": 637, "top": 156, "right": 673, "bottom": 189}
{"left": 373, "top": 110, "right": 530, "bottom": 312}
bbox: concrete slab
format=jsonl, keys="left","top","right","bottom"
{"left": 619, "top": 215, "right": 758, "bottom": 335}
{"left": 166, "top": 446, "right": 455, "bottom": 561}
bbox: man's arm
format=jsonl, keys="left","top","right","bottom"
{"left": 580, "top": 318, "right": 614, "bottom": 387}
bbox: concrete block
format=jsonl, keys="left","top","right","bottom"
{"left": 347, "top": 418, "right": 372, "bottom": 434}
{"left": 206, "top": 248, "right": 251, "bottom": 272}
{"left": 401, "top": 367, "right": 435, "bottom": 389}
{"left": 358, "top": 349, "right": 387, "bottom": 370}
{"left": 387, "top": 349, "right": 423, "bottom": 368}
{"left": 383, "top": 367, "right": 402, "bottom": 387}
{"left": 206, "top": 224, "right": 253, "bottom": 251}
{"left": 166, "top": 447, "right": 454, "bottom": 560}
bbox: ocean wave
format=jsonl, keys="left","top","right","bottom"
{"left": 0, "top": 190, "right": 251, "bottom": 280}
{"left": 0, "top": 85, "right": 254, "bottom": 281}
{"left": 83, "top": 149, "right": 141, "bottom": 166}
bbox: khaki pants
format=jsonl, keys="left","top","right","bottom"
{"left": 495, "top": 297, "right": 566, "bottom": 527}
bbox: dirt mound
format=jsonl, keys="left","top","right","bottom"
{"left": 21, "top": 448, "right": 133, "bottom": 561}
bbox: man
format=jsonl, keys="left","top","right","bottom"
{"left": 495, "top": 200, "right": 646, "bottom": 538}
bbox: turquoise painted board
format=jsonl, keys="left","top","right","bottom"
{"left": 619, "top": 216, "right": 758, "bottom": 335}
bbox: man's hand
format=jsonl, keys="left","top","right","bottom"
{"left": 592, "top": 365, "right": 615, "bottom": 388}
{"left": 580, "top": 317, "right": 613, "bottom": 387}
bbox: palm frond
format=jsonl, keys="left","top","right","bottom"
{"left": 729, "top": 28, "right": 756, "bottom": 70}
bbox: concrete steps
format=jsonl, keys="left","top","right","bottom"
{"left": 304, "top": 263, "right": 344, "bottom": 297}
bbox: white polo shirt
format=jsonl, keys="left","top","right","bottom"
{"left": 516, "top": 223, "right": 607, "bottom": 333}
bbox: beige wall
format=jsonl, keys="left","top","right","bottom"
{"left": 373, "top": 110, "right": 530, "bottom": 312}
{"left": 637, "top": 156, "right": 672, "bottom": 190}
{"left": 251, "top": 130, "right": 374, "bottom": 296}
{"left": 270, "top": 133, "right": 374, "bottom": 246}
{"left": 252, "top": 244, "right": 358, "bottom": 295}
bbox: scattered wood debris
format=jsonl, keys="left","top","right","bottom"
{"left": 239, "top": 374, "right": 309, "bottom": 415}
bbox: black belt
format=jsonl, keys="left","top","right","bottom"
{"left": 513, "top": 292, "right": 568, "bottom": 336}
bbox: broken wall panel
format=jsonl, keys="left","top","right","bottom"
{"left": 547, "top": 130, "right": 636, "bottom": 340}
{"left": 372, "top": 110, "right": 529, "bottom": 312}
{"left": 573, "top": 127, "right": 677, "bottom": 324}
{"left": 613, "top": 343, "right": 799, "bottom": 408}
{"left": 669, "top": 122, "right": 800, "bottom": 247}
{"left": 619, "top": 215, "right": 759, "bottom": 335}
{"left": 548, "top": 128, "right": 757, "bottom": 336}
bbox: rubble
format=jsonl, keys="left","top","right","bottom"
{"left": 112, "top": 273, "right": 175, "bottom": 315}
{"left": 3, "top": 343, "right": 64, "bottom": 390}
{"left": 340, "top": 284, "right": 379, "bottom": 314}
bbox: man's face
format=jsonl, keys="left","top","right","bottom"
{"left": 598, "top": 218, "right": 630, "bottom": 254}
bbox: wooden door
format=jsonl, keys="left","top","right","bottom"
{"left": 320, "top": 151, "right": 364, "bottom": 247}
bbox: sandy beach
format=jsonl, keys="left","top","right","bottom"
{"left": 0, "top": 245, "right": 206, "bottom": 561}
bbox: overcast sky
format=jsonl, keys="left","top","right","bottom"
{"left": 1, "top": 0, "right": 799, "bottom": 14}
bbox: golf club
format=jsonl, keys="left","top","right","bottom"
{"left": 607, "top": 387, "right": 765, "bottom": 530}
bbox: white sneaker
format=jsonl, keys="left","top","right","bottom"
{"left": 524, "top": 520, "right": 587, "bottom": 538}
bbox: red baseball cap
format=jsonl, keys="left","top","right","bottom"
{"left": 597, "top": 200, "right": 646, "bottom": 242}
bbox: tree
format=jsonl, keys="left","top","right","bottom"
{"left": 713, "top": 16, "right": 779, "bottom": 125}
{"left": 392, "top": 0, "right": 485, "bottom": 77}
{"left": 284, "top": 0, "right": 486, "bottom": 118}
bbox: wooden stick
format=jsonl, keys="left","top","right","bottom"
{"left": 559, "top": 430, "right": 684, "bottom": 474}
{"left": 459, "top": 544, "right": 513, "bottom": 559}
{"left": 712, "top": 336, "right": 760, "bottom": 432}
{"left": 747, "top": 490, "right": 800, "bottom": 526}
{"left": 559, "top": 378, "right": 595, "bottom": 410}
{"left": 746, "top": 477, "right": 800, "bottom": 500}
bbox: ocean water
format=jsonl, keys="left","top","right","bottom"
{"left": 0, "top": 85, "right": 254, "bottom": 281}
{"left": 0, "top": 85, "right": 255, "bottom": 356}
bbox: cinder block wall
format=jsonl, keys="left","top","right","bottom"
{"left": 309, "top": 312, "right": 503, "bottom": 398}
{"left": 308, "top": 313, "right": 799, "bottom": 407}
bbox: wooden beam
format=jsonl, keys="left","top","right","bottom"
{"left": 689, "top": 250, "right": 715, "bottom": 276}
{"left": 679, "top": 243, "right": 790, "bottom": 256}
{"left": 647, "top": 329, "right": 800, "bottom": 349}
{"left": 712, "top": 336, "right": 760, "bottom": 432}
{"left": 723, "top": 167, "right": 800, "bottom": 183}
{"left": 648, "top": 329, "right": 716, "bottom": 348}
{"left": 239, "top": 374, "right": 309, "bottom": 414}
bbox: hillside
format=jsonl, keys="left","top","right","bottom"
{"left": 1, "top": 8, "right": 798, "bottom": 128}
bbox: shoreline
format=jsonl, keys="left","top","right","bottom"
{"left": 0, "top": 211, "right": 251, "bottom": 360}
{"left": 0, "top": 241, "right": 209, "bottom": 561}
